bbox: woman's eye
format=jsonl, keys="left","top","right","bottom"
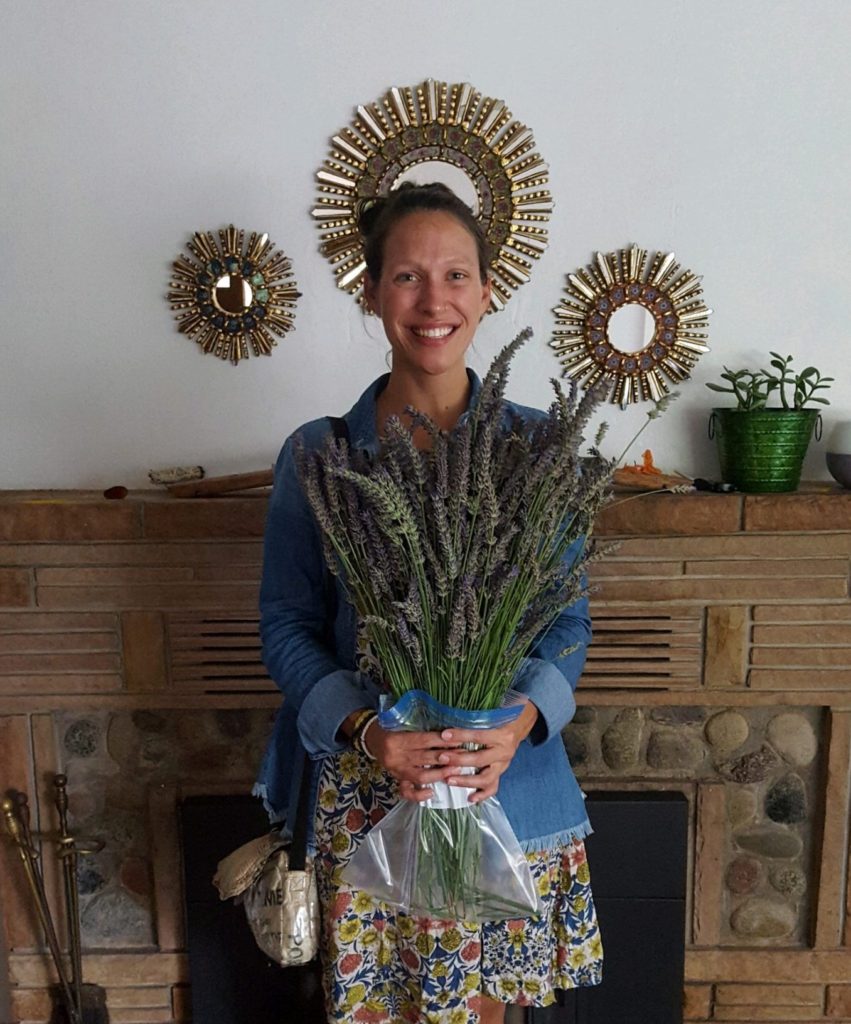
{"left": 395, "top": 272, "right": 416, "bottom": 283}
{"left": 449, "top": 271, "right": 468, "bottom": 281}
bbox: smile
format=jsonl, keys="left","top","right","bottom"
{"left": 411, "top": 326, "right": 456, "bottom": 339}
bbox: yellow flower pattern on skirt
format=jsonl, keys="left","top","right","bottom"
{"left": 314, "top": 749, "right": 603, "bottom": 1022}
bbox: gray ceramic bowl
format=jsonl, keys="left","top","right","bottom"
{"left": 826, "top": 452, "right": 851, "bottom": 489}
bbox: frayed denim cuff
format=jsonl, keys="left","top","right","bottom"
{"left": 297, "top": 670, "right": 380, "bottom": 756}
{"left": 513, "top": 658, "right": 577, "bottom": 745}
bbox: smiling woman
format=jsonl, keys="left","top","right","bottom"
{"left": 255, "top": 183, "right": 603, "bottom": 1024}
{"left": 364, "top": 207, "right": 491, "bottom": 423}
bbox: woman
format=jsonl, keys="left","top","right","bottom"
{"left": 256, "top": 183, "right": 602, "bottom": 1023}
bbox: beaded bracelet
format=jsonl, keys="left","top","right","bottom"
{"left": 348, "top": 709, "right": 373, "bottom": 740}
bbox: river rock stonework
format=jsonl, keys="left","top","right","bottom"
{"left": 730, "top": 897, "right": 797, "bottom": 939}
{"left": 567, "top": 704, "right": 823, "bottom": 945}
{"left": 55, "top": 703, "right": 821, "bottom": 949}
{"left": 600, "top": 708, "right": 644, "bottom": 769}
{"left": 57, "top": 708, "right": 275, "bottom": 949}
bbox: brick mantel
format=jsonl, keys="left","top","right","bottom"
{"left": 1, "top": 486, "right": 849, "bottom": 712}
{"left": 1, "top": 486, "right": 850, "bottom": 1023}
{"left": 1, "top": 483, "right": 850, "bottom": 537}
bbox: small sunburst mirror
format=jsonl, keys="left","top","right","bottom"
{"left": 312, "top": 79, "right": 553, "bottom": 313}
{"left": 550, "top": 245, "right": 712, "bottom": 405}
{"left": 167, "top": 225, "right": 300, "bottom": 364}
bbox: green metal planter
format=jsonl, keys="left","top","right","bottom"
{"left": 709, "top": 408, "right": 822, "bottom": 493}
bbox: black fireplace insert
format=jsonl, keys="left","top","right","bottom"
{"left": 181, "top": 789, "right": 688, "bottom": 1024}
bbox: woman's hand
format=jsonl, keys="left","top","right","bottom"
{"left": 346, "top": 700, "right": 539, "bottom": 803}
{"left": 363, "top": 724, "right": 457, "bottom": 803}
{"left": 431, "top": 701, "right": 540, "bottom": 803}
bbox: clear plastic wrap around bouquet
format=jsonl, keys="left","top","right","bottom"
{"left": 342, "top": 690, "right": 539, "bottom": 922}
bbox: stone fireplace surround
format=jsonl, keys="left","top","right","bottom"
{"left": 0, "top": 487, "right": 850, "bottom": 1024}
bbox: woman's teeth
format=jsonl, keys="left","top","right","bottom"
{"left": 413, "top": 326, "right": 454, "bottom": 338}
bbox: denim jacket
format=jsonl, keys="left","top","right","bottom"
{"left": 254, "top": 370, "right": 592, "bottom": 852}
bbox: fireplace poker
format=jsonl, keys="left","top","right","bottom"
{"left": 2, "top": 794, "right": 81, "bottom": 1024}
{"left": 54, "top": 774, "right": 83, "bottom": 1020}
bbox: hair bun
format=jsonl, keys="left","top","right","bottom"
{"left": 356, "top": 197, "right": 387, "bottom": 238}
{"left": 357, "top": 181, "right": 489, "bottom": 286}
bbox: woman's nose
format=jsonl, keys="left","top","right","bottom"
{"left": 419, "top": 279, "right": 447, "bottom": 312}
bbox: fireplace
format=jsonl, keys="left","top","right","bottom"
{"left": 1, "top": 487, "right": 850, "bottom": 1023}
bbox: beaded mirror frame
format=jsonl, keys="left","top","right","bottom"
{"left": 167, "top": 225, "right": 300, "bottom": 365}
{"left": 550, "top": 245, "right": 712, "bottom": 405}
{"left": 312, "top": 79, "right": 553, "bottom": 312}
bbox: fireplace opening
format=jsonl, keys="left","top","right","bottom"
{"left": 180, "top": 791, "right": 687, "bottom": 1024}
{"left": 523, "top": 790, "right": 688, "bottom": 1023}
{"left": 179, "top": 795, "right": 324, "bottom": 1024}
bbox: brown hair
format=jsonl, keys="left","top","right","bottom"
{"left": 358, "top": 181, "right": 491, "bottom": 284}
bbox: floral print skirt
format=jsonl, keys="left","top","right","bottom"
{"left": 313, "top": 748, "right": 603, "bottom": 1023}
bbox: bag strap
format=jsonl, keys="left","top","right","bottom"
{"left": 289, "top": 415, "right": 350, "bottom": 871}
{"left": 321, "top": 416, "right": 349, "bottom": 639}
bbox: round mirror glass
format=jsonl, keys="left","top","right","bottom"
{"left": 393, "top": 161, "right": 480, "bottom": 215}
{"left": 608, "top": 303, "right": 656, "bottom": 353}
{"left": 213, "top": 274, "right": 253, "bottom": 314}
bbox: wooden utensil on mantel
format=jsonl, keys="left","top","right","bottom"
{"left": 167, "top": 469, "right": 274, "bottom": 498}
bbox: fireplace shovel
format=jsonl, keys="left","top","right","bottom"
{"left": 51, "top": 774, "right": 109, "bottom": 1024}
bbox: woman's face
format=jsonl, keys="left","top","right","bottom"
{"left": 364, "top": 210, "right": 491, "bottom": 382}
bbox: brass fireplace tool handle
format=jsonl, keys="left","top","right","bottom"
{"left": 2, "top": 792, "right": 82, "bottom": 1024}
{"left": 3, "top": 778, "right": 106, "bottom": 1024}
{"left": 54, "top": 774, "right": 84, "bottom": 1021}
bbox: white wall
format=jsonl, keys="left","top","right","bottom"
{"left": 2, "top": 0, "right": 849, "bottom": 488}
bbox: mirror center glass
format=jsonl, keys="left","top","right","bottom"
{"left": 213, "top": 274, "right": 253, "bottom": 314}
{"left": 393, "top": 161, "right": 480, "bottom": 215}
{"left": 608, "top": 303, "right": 656, "bottom": 353}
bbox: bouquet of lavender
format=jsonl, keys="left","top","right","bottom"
{"left": 296, "top": 328, "right": 613, "bottom": 920}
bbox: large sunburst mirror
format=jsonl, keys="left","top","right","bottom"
{"left": 167, "top": 225, "right": 300, "bottom": 364}
{"left": 550, "top": 245, "right": 712, "bottom": 405}
{"left": 312, "top": 79, "right": 553, "bottom": 313}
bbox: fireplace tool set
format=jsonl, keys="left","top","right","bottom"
{"left": 2, "top": 775, "right": 108, "bottom": 1024}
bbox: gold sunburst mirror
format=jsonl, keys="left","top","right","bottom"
{"left": 313, "top": 79, "right": 553, "bottom": 312}
{"left": 550, "top": 245, "right": 712, "bottom": 405}
{"left": 167, "top": 225, "right": 300, "bottom": 364}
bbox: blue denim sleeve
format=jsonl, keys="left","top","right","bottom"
{"left": 259, "top": 435, "right": 375, "bottom": 755}
{"left": 512, "top": 540, "right": 592, "bottom": 745}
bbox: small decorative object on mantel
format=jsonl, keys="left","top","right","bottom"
{"left": 167, "top": 225, "right": 300, "bottom": 364}
{"left": 148, "top": 465, "right": 205, "bottom": 486}
{"left": 313, "top": 79, "right": 553, "bottom": 311}
{"left": 550, "top": 245, "right": 712, "bottom": 406}
{"left": 166, "top": 468, "right": 273, "bottom": 498}
{"left": 707, "top": 352, "right": 833, "bottom": 493}
{"left": 826, "top": 421, "right": 851, "bottom": 489}
{"left": 613, "top": 450, "right": 693, "bottom": 492}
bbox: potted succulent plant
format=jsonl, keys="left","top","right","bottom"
{"left": 707, "top": 353, "right": 833, "bottom": 492}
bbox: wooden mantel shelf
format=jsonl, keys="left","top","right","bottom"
{"left": 0, "top": 483, "right": 849, "bottom": 542}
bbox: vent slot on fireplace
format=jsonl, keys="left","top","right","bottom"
{"left": 584, "top": 607, "right": 702, "bottom": 688}
{"left": 165, "top": 608, "right": 704, "bottom": 691}
{"left": 167, "top": 612, "right": 274, "bottom": 692}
